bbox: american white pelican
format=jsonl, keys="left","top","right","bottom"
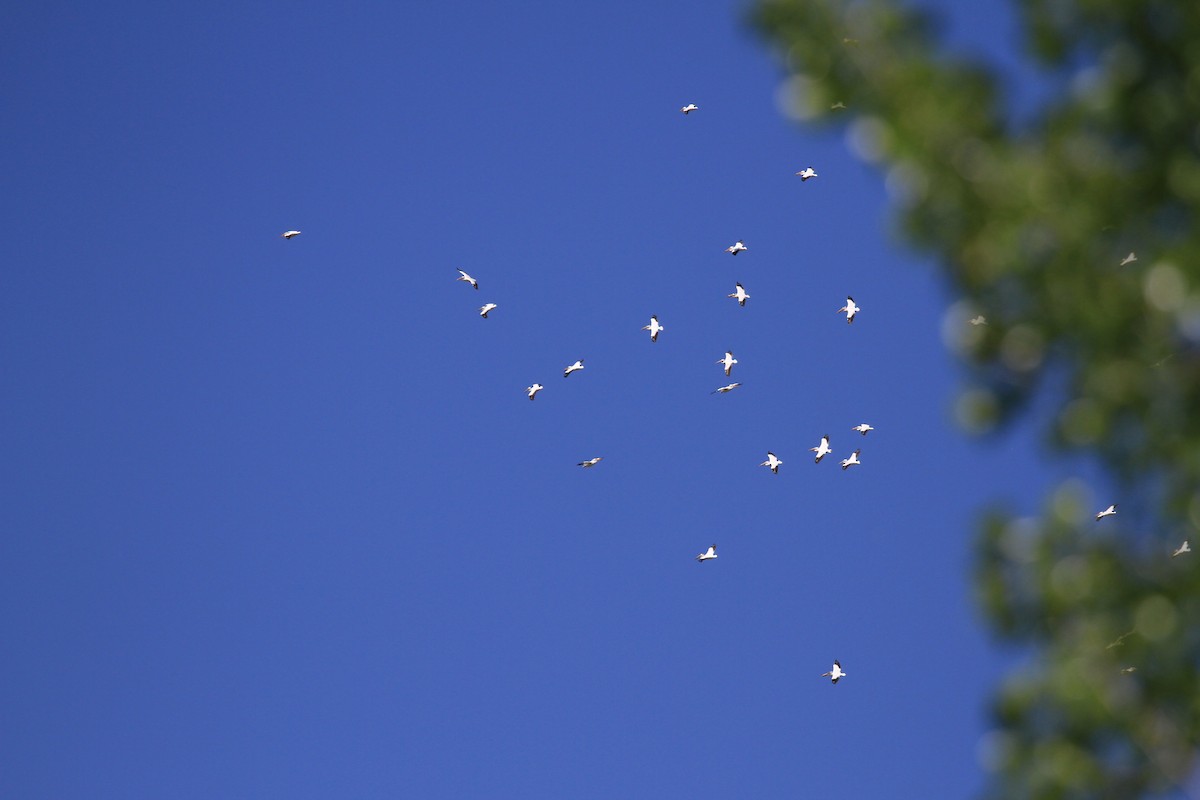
{"left": 578, "top": 457, "right": 603, "bottom": 468}
{"left": 526, "top": 383, "right": 543, "bottom": 401}
{"left": 761, "top": 451, "right": 783, "bottom": 474}
{"left": 841, "top": 449, "right": 861, "bottom": 470}
{"left": 696, "top": 544, "right": 717, "bottom": 562}
{"left": 796, "top": 167, "right": 818, "bottom": 181}
{"left": 726, "top": 240, "right": 747, "bottom": 255}
{"left": 728, "top": 282, "right": 750, "bottom": 306}
{"left": 642, "top": 315, "right": 663, "bottom": 342}
{"left": 1120, "top": 252, "right": 1137, "bottom": 266}
{"left": 1095, "top": 504, "right": 1117, "bottom": 520}
{"left": 280, "top": 230, "right": 301, "bottom": 239}
{"left": 822, "top": 660, "right": 846, "bottom": 684}
{"left": 479, "top": 303, "right": 497, "bottom": 318}
{"left": 1106, "top": 631, "right": 1134, "bottom": 650}
{"left": 852, "top": 423, "right": 874, "bottom": 436}
{"left": 456, "top": 269, "right": 479, "bottom": 290}
{"left": 712, "top": 382, "right": 742, "bottom": 394}
{"left": 564, "top": 360, "right": 585, "bottom": 378}
{"left": 717, "top": 351, "right": 737, "bottom": 377}
{"left": 811, "top": 435, "right": 832, "bottom": 463}
{"left": 681, "top": 104, "right": 699, "bottom": 115}
{"left": 838, "top": 296, "right": 860, "bottom": 323}
{"left": 1173, "top": 541, "right": 1191, "bottom": 557}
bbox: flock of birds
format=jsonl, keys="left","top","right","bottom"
{"left": 276, "top": 104, "right": 1188, "bottom": 687}
{"left": 445, "top": 230, "right": 876, "bottom": 529}
{"left": 467, "top": 120, "right": 853, "bottom": 684}
{"left": 282, "top": 186, "right": 856, "bottom": 684}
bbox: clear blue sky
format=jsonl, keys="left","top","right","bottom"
{"left": 2, "top": 1, "right": 1078, "bottom": 797}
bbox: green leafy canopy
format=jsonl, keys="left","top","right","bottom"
{"left": 755, "top": 0, "right": 1200, "bottom": 795}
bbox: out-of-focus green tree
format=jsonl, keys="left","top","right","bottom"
{"left": 754, "top": 0, "right": 1200, "bottom": 796}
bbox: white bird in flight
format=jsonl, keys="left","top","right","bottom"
{"left": 822, "top": 660, "right": 846, "bottom": 684}
{"left": 841, "top": 449, "right": 861, "bottom": 470}
{"left": 281, "top": 230, "right": 301, "bottom": 239}
{"left": 852, "top": 423, "right": 874, "bottom": 436}
{"left": 728, "top": 282, "right": 750, "bottom": 306}
{"left": 681, "top": 103, "right": 699, "bottom": 114}
{"left": 456, "top": 269, "right": 479, "bottom": 290}
{"left": 717, "top": 351, "right": 737, "bottom": 377}
{"left": 970, "top": 316, "right": 987, "bottom": 326}
{"left": 578, "top": 457, "right": 603, "bottom": 468}
{"left": 1120, "top": 252, "right": 1138, "bottom": 266}
{"left": 811, "top": 435, "right": 832, "bottom": 463}
{"left": 838, "top": 296, "right": 860, "bottom": 324}
{"left": 696, "top": 544, "right": 718, "bottom": 562}
{"left": 712, "top": 382, "right": 742, "bottom": 394}
{"left": 526, "top": 383, "right": 543, "bottom": 401}
{"left": 1172, "top": 541, "right": 1191, "bottom": 557}
{"left": 1096, "top": 504, "right": 1117, "bottom": 520}
{"left": 642, "top": 315, "right": 663, "bottom": 342}
{"left": 726, "top": 240, "right": 747, "bottom": 255}
{"left": 479, "top": 303, "right": 497, "bottom": 318}
{"left": 796, "top": 167, "right": 818, "bottom": 181}
{"left": 564, "top": 360, "right": 585, "bottom": 378}
{"left": 760, "top": 451, "right": 783, "bottom": 474}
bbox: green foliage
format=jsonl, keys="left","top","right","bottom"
{"left": 754, "top": 0, "right": 1200, "bottom": 795}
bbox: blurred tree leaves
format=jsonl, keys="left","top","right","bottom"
{"left": 755, "top": 0, "right": 1200, "bottom": 795}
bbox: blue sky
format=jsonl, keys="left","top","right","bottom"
{"left": 0, "top": 1, "right": 1086, "bottom": 797}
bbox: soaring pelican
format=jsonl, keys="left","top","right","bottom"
{"left": 838, "top": 296, "right": 860, "bottom": 324}
{"left": 811, "top": 435, "right": 832, "bottom": 463}
{"left": 821, "top": 660, "right": 846, "bottom": 684}
{"left": 728, "top": 283, "right": 750, "bottom": 307}
{"left": 456, "top": 269, "right": 479, "bottom": 289}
